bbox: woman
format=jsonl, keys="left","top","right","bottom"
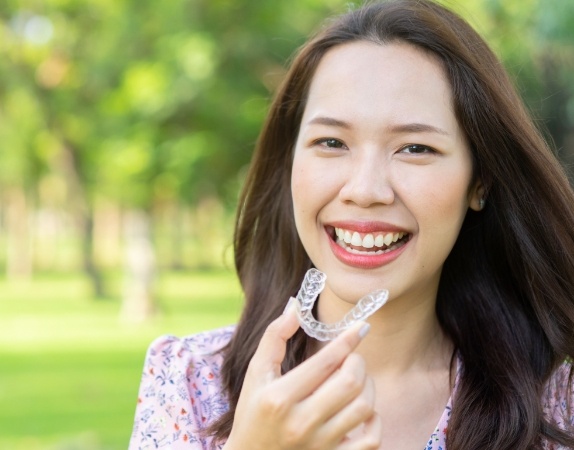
{"left": 129, "top": 1, "right": 574, "bottom": 449}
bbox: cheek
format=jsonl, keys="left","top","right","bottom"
{"left": 422, "top": 189, "right": 471, "bottom": 258}
{"left": 291, "top": 157, "right": 307, "bottom": 210}
{"left": 291, "top": 155, "right": 316, "bottom": 229}
{"left": 291, "top": 153, "right": 335, "bottom": 215}
{"left": 396, "top": 165, "right": 472, "bottom": 232}
{"left": 430, "top": 180, "right": 470, "bottom": 216}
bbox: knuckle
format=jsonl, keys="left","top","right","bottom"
{"left": 316, "top": 350, "right": 342, "bottom": 373}
{"left": 259, "top": 391, "right": 289, "bottom": 417}
{"left": 318, "top": 342, "right": 354, "bottom": 370}
{"left": 282, "top": 420, "right": 309, "bottom": 447}
{"left": 337, "top": 371, "right": 363, "bottom": 394}
{"left": 362, "top": 437, "right": 381, "bottom": 449}
{"left": 345, "top": 352, "right": 366, "bottom": 370}
{"left": 307, "top": 441, "right": 324, "bottom": 450}
{"left": 353, "top": 398, "right": 373, "bottom": 418}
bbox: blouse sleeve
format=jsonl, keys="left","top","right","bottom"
{"left": 542, "top": 361, "right": 574, "bottom": 448}
{"left": 128, "top": 327, "right": 234, "bottom": 450}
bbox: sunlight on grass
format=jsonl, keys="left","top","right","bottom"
{"left": 0, "top": 270, "right": 243, "bottom": 449}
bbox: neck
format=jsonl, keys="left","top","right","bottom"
{"left": 315, "top": 290, "right": 453, "bottom": 376}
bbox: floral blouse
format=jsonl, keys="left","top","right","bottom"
{"left": 128, "top": 326, "right": 573, "bottom": 450}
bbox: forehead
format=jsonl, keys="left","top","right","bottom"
{"left": 302, "top": 41, "right": 458, "bottom": 131}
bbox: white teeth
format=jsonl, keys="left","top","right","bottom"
{"left": 344, "top": 230, "right": 352, "bottom": 244}
{"left": 362, "top": 234, "right": 374, "bottom": 248}
{"left": 334, "top": 227, "right": 407, "bottom": 250}
{"left": 345, "top": 246, "right": 385, "bottom": 255}
{"left": 383, "top": 233, "right": 393, "bottom": 246}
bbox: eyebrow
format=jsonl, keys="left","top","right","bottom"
{"left": 306, "top": 116, "right": 450, "bottom": 136}
{"left": 307, "top": 116, "right": 351, "bottom": 129}
{"left": 390, "top": 122, "right": 450, "bottom": 136}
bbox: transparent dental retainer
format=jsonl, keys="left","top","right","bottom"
{"left": 292, "top": 268, "right": 389, "bottom": 341}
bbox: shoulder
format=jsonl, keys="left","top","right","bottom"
{"left": 149, "top": 325, "right": 236, "bottom": 354}
{"left": 542, "top": 360, "right": 574, "bottom": 431}
{"left": 140, "top": 325, "right": 235, "bottom": 405}
{"left": 129, "top": 326, "right": 235, "bottom": 449}
{"left": 145, "top": 326, "right": 235, "bottom": 367}
{"left": 141, "top": 326, "right": 235, "bottom": 389}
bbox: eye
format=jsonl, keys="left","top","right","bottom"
{"left": 314, "top": 138, "right": 347, "bottom": 149}
{"left": 399, "top": 144, "right": 436, "bottom": 154}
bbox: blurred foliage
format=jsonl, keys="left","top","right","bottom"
{"left": 0, "top": 0, "right": 351, "bottom": 210}
{"left": 0, "top": 0, "right": 570, "bottom": 277}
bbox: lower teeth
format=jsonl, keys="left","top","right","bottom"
{"left": 336, "top": 238, "right": 403, "bottom": 255}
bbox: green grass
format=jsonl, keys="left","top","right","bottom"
{"left": 0, "top": 270, "right": 243, "bottom": 450}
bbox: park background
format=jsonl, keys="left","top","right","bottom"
{"left": 0, "top": 0, "right": 572, "bottom": 448}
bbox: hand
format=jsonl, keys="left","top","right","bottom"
{"left": 224, "top": 303, "right": 382, "bottom": 450}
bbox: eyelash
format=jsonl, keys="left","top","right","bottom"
{"left": 313, "top": 139, "right": 436, "bottom": 155}
{"left": 313, "top": 138, "right": 347, "bottom": 149}
{"left": 399, "top": 144, "right": 436, "bottom": 154}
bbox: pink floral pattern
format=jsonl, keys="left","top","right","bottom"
{"left": 129, "top": 326, "right": 573, "bottom": 449}
{"left": 129, "top": 327, "right": 234, "bottom": 450}
{"left": 542, "top": 361, "right": 574, "bottom": 449}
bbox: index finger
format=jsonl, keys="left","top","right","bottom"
{"left": 248, "top": 299, "right": 301, "bottom": 380}
{"left": 275, "top": 320, "right": 371, "bottom": 400}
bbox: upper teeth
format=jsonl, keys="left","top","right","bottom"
{"left": 335, "top": 228, "right": 406, "bottom": 248}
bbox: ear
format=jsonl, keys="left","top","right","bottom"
{"left": 468, "top": 180, "right": 485, "bottom": 211}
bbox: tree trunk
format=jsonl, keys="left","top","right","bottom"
{"left": 59, "top": 140, "right": 106, "bottom": 298}
{"left": 119, "top": 209, "right": 156, "bottom": 322}
{"left": 81, "top": 211, "right": 106, "bottom": 298}
{"left": 170, "top": 202, "right": 186, "bottom": 271}
{"left": 5, "top": 188, "right": 32, "bottom": 280}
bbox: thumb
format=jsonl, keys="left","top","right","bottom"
{"left": 250, "top": 298, "right": 300, "bottom": 380}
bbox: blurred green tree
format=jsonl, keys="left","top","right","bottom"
{"left": 0, "top": 0, "right": 349, "bottom": 318}
{"left": 444, "top": 0, "right": 574, "bottom": 168}
{"left": 0, "top": 0, "right": 571, "bottom": 319}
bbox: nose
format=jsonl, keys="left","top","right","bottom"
{"left": 338, "top": 153, "right": 395, "bottom": 207}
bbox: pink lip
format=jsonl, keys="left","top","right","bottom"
{"left": 328, "top": 220, "right": 405, "bottom": 234}
{"left": 325, "top": 222, "right": 410, "bottom": 269}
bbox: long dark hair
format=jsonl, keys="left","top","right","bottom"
{"left": 209, "top": 1, "right": 574, "bottom": 448}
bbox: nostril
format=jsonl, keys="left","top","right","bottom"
{"left": 339, "top": 181, "right": 395, "bottom": 207}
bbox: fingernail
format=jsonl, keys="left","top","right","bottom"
{"left": 283, "top": 297, "right": 297, "bottom": 315}
{"left": 358, "top": 322, "right": 371, "bottom": 339}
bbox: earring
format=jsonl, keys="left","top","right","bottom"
{"left": 478, "top": 198, "right": 486, "bottom": 210}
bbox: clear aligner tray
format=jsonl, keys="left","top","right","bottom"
{"left": 292, "top": 268, "right": 389, "bottom": 341}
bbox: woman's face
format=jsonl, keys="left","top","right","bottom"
{"left": 291, "top": 41, "right": 482, "bottom": 314}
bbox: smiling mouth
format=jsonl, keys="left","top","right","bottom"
{"left": 329, "top": 226, "right": 411, "bottom": 255}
